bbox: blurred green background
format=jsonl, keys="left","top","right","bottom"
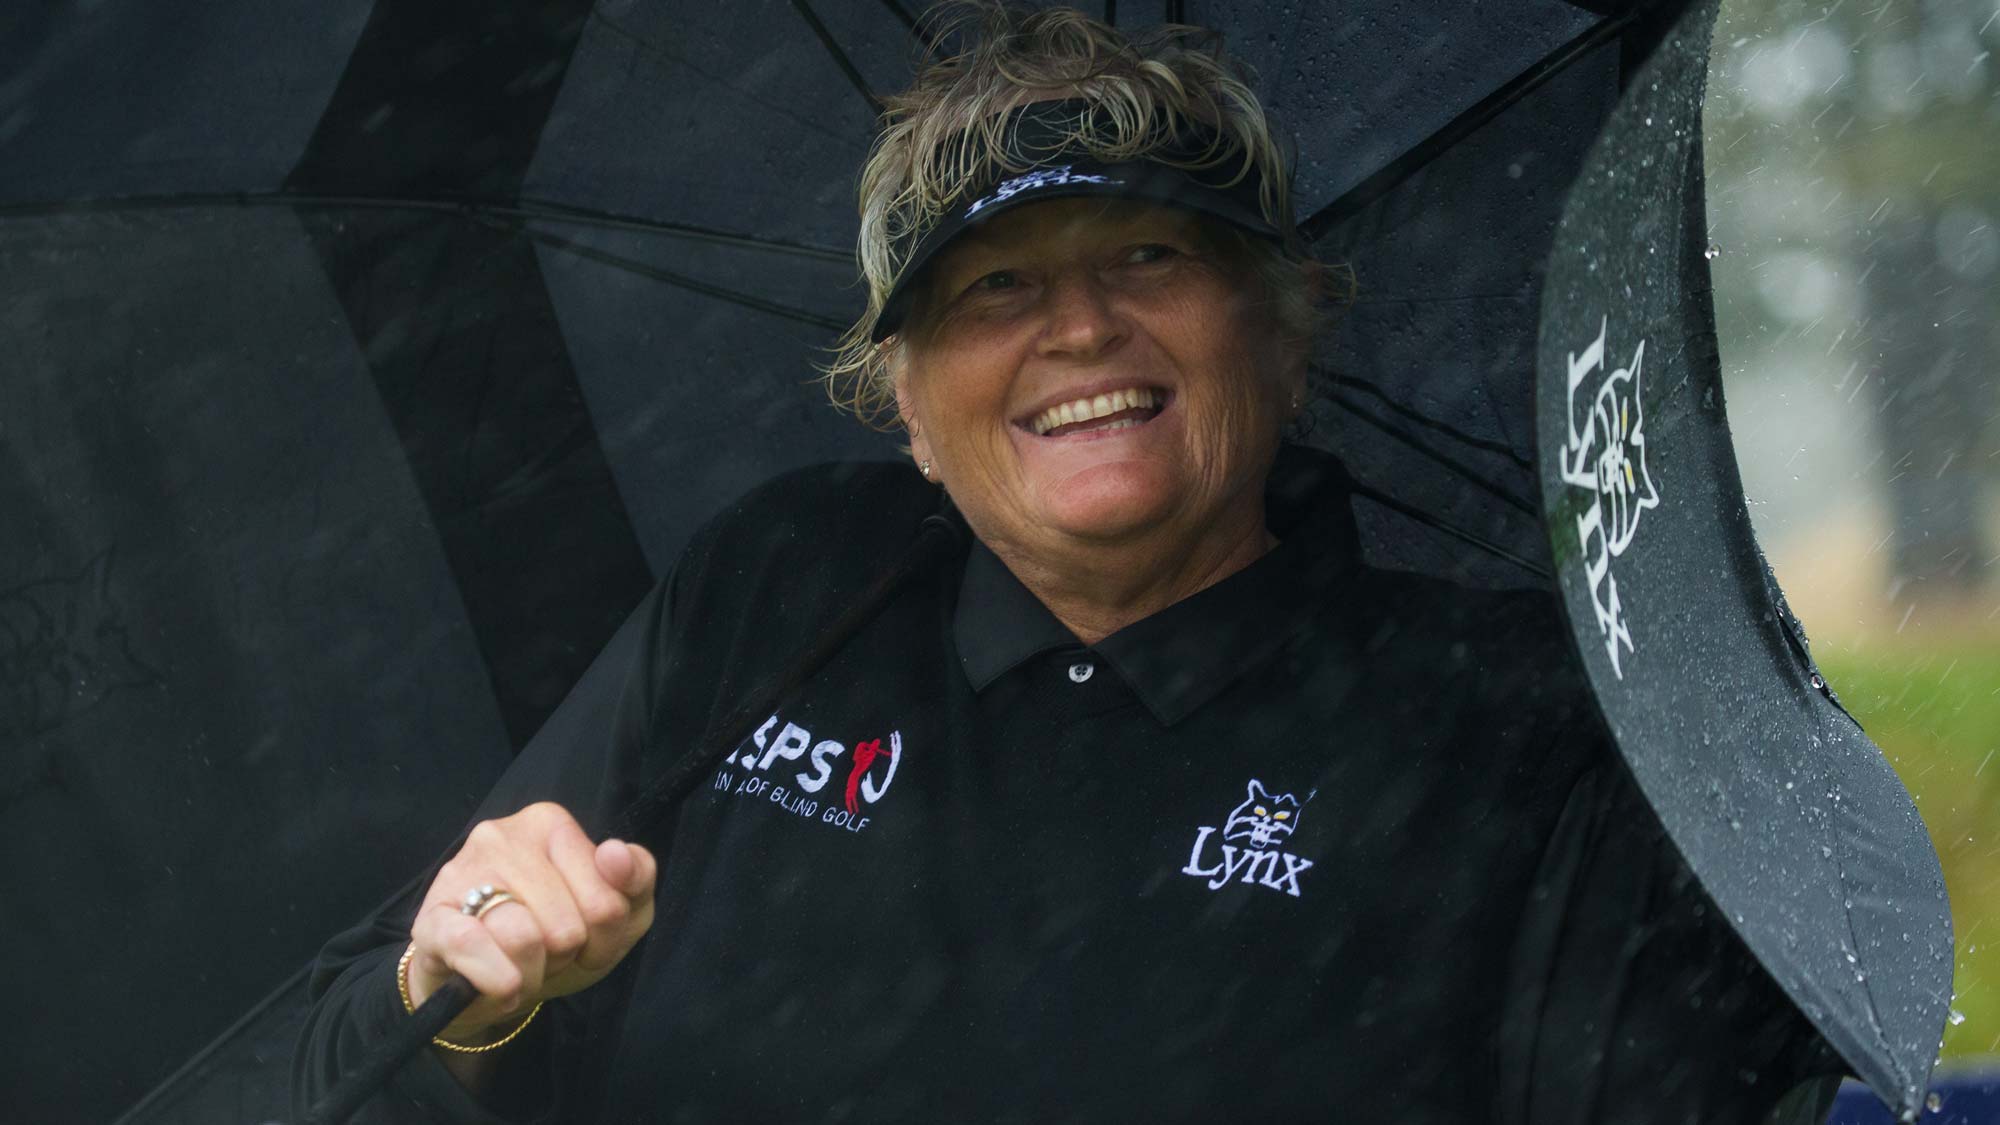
{"left": 1705, "top": 0, "right": 2000, "bottom": 1061}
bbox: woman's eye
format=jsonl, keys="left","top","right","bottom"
{"left": 1126, "top": 243, "right": 1180, "bottom": 265}
{"left": 971, "top": 270, "right": 1017, "bottom": 292}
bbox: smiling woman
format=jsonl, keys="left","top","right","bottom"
{"left": 897, "top": 199, "right": 1303, "bottom": 643}
{"left": 293, "top": 4, "right": 1846, "bottom": 1123}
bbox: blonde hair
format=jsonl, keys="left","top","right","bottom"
{"left": 820, "top": 1, "right": 1342, "bottom": 426}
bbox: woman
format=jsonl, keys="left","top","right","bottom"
{"left": 295, "top": 5, "right": 1840, "bottom": 1121}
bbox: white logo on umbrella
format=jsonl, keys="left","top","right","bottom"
{"left": 1559, "top": 316, "right": 1660, "bottom": 679}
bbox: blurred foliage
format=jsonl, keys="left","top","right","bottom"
{"left": 1706, "top": 0, "right": 2000, "bottom": 1065}
{"left": 1818, "top": 640, "right": 2000, "bottom": 1057}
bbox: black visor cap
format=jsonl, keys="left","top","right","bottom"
{"left": 868, "top": 102, "right": 1286, "bottom": 343}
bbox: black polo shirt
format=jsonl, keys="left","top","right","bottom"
{"left": 295, "top": 451, "right": 1834, "bottom": 1124}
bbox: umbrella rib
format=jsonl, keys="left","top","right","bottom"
{"left": 499, "top": 219, "right": 851, "bottom": 333}
{"left": 1326, "top": 391, "right": 1539, "bottom": 517}
{"left": 1327, "top": 375, "right": 1534, "bottom": 469}
{"left": 788, "top": 0, "right": 885, "bottom": 118}
{"left": 1164, "top": 0, "right": 1186, "bottom": 22}
{"left": 0, "top": 191, "right": 853, "bottom": 263}
{"left": 1346, "top": 482, "right": 1551, "bottom": 579}
{"left": 1299, "top": 9, "right": 1639, "bottom": 242}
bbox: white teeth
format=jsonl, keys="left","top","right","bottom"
{"left": 1030, "top": 387, "right": 1161, "bottom": 435}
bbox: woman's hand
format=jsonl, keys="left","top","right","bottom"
{"left": 405, "top": 801, "right": 657, "bottom": 1047}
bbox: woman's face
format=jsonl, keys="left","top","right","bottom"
{"left": 896, "top": 198, "right": 1302, "bottom": 567}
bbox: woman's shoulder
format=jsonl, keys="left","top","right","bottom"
{"left": 666, "top": 460, "right": 940, "bottom": 618}
{"left": 717, "top": 460, "right": 931, "bottom": 529}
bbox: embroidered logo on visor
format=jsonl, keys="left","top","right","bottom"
{"left": 964, "top": 164, "right": 1123, "bottom": 218}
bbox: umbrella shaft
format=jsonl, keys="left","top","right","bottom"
{"left": 302, "top": 973, "right": 477, "bottom": 1125}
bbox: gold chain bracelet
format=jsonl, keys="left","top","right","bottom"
{"left": 396, "top": 941, "right": 544, "bottom": 1054}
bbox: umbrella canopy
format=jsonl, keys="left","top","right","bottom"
{"left": 1534, "top": 0, "right": 1950, "bottom": 1113}
{"left": 0, "top": 0, "right": 1944, "bottom": 1120}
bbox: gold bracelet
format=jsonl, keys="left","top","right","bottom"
{"left": 396, "top": 941, "right": 544, "bottom": 1054}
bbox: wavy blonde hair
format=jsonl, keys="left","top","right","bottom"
{"left": 820, "top": 1, "right": 1343, "bottom": 427}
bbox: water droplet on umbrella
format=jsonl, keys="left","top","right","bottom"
{"left": 1927, "top": 1091, "right": 1943, "bottom": 1112}
{"left": 1705, "top": 244, "right": 1721, "bottom": 259}
{"left": 1949, "top": 1008, "right": 1966, "bottom": 1026}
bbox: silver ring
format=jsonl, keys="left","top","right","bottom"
{"left": 459, "top": 883, "right": 513, "bottom": 917}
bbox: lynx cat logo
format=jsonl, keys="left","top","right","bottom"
{"left": 1179, "top": 780, "right": 1315, "bottom": 898}
{"left": 964, "top": 165, "right": 1122, "bottom": 217}
{"left": 1559, "top": 317, "right": 1660, "bottom": 679}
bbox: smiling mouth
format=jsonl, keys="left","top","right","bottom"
{"left": 1027, "top": 386, "right": 1168, "bottom": 437}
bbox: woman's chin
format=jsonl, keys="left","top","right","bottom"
{"left": 1032, "top": 463, "right": 1185, "bottom": 543}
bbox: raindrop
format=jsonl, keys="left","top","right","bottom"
{"left": 1928, "top": 1091, "right": 1943, "bottom": 1112}
{"left": 1846, "top": 951, "right": 1859, "bottom": 963}
{"left": 1810, "top": 672, "right": 1827, "bottom": 691}
{"left": 1950, "top": 1008, "right": 1966, "bottom": 1026}
{"left": 1822, "top": 845, "right": 1834, "bottom": 858}
{"left": 1705, "top": 243, "right": 1721, "bottom": 260}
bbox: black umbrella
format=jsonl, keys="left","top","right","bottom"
{"left": 0, "top": 0, "right": 1944, "bottom": 1120}
{"left": 1534, "top": 0, "right": 1951, "bottom": 1115}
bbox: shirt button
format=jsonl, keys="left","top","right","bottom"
{"left": 1067, "top": 661, "right": 1095, "bottom": 684}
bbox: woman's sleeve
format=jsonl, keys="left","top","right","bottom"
{"left": 1497, "top": 760, "right": 1847, "bottom": 1125}
{"left": 289, "top": 577, "right": 674, "bottom": 1124}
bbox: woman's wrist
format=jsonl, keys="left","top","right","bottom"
{"left": 396, "top": 942, "right": 543, "bottom": 1052}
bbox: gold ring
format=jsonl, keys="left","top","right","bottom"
{"left": 472, "top": 891, "right": 516, "bottom": 919}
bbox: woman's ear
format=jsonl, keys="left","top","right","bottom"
{"left": 891, "top": 350, "right": 934, "bottom": 468}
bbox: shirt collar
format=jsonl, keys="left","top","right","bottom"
{"left": 951, "top": 446, "right": 1361, "bottom": 725}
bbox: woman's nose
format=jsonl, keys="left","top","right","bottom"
{"left": 1034, "top": 270, "right": 1128, "bottom": 360}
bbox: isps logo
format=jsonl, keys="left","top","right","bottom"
{"left": 1179, "top": 780, "right": 1315, "bottom": 898}
{"left": 710, "top": 712, "right": 899, "bottom": 835}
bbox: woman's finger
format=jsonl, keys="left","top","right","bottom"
{"left": 593, "top": 837, "right": 634, "bottom": 891}
{"left": 547, "top": 821, "right": 632, "bottom": 972}
{"left": 475, "top": 899, "right": 547, "bottom": 1013}
{"left": 486, "top": 810, "right": 590, "bottom": 967}
{"left": 414, "top": 906, "right": 523, "bottom": 1012}
{"left": 616, "top": 841, "right": 658, "bottom": 903}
